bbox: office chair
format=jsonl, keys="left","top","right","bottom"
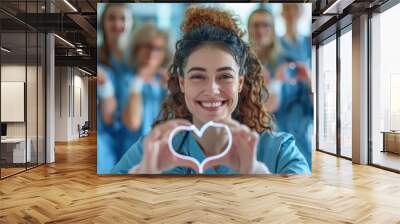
{"left": 79, "top": 121, "right": 90, "bottom": 138}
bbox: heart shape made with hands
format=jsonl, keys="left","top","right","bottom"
{"left": 168, "top": 121, "right": 232, "bottom": 174}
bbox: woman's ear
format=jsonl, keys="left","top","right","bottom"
{"left": 178, "top": 76, "right": 185, "bottom": 93}
{"left": 238, "top": 76, "right": 245, "bottom": 92}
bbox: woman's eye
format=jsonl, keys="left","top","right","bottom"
{"left": 190, "top": 74, "right": 205, "bottom": 80}
{"left": 220, "top": 74, "right": 233, "bottom": 80}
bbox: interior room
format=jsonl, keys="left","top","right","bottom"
{"left": 0, "top": 14, "right": 46, "bottom": 178}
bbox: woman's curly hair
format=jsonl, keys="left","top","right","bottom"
{"left": 154, "top": 7, "right": 273, "bottom": 133}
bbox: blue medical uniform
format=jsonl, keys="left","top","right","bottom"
{"left": 97, "top": 57, "right": 167, "bottom": 173}
{"left": 274, "top": 81, "right": 313, "bottom": 170}
{"left": 97, "top": 64, "right": 121, "bottom": 174}
{"left": 111, "top": 130, "right": 310, "bottom": 174}
{"left": 271, "top": 35, "right": 313, "bottom": 170}
{"left": 280, "top": 35, "right": 311, "bottom": 68}
{"left": 108, "top": 56, "right": 139, "bottom": 153}
{"left": 97, "top": 55, "right": 137, "bottom": 174}
{"left": 140, "top": 80, "right": 168, "bottom": 135}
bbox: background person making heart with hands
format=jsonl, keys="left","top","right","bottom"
{"left": 112, "top": 7, "right": 310, "bottom": 175}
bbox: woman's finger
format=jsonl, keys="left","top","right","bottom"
{"left": 276, "top": 63, "right": 289, "bottom": 81}
{"left": 157, "top": 120, "right": 193, "bottom": 146}
{"left": 148, "top": 119, "right": 191, "bottom": 142}
{"left": 295, "top": 63, "right": 310, "bottom": 81}
{"left": 149, "top": 140, "right": 161, "bottom": 174}
{"left": 158, "top": 133, "right": 199, "bottom": 173}
{"left": 157, "top": 119, "right": 192, "bottom": 136}
{"left": 174, "top": 157, "right": 200, "bottom": 173}
{"left": 202, "top": 154, "right": 230, "bottom": 172}
{"left": 214, "top": 118, "right": 242, "bottom": 133}
{"left": 140, "top": 138, "right": 161, "bottom": 174}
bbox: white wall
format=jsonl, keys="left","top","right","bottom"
{"left": 72, "top": 73, "right": 89, "bottom": 138}
{"left": 54, "top": 67, "right": 89, "bottom": 141}
{"left": 55, "top": 66, "right": 69, "bottom": 141}
{"left": 1, "top": 65, "right": 33, "bottom": 138}
{"left": 1, "top": 64, "right": 46, "bottom": 164}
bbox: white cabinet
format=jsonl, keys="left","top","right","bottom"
{"left": 1, "top": 138, "right": 32, "bottom": 163}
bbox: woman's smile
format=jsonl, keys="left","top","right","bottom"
{"left": 196, "top": 99, "right": 228, "bottom": 112}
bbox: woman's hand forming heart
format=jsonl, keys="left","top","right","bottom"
{"left": 202, "top": 119, "right": 269, "bottom": 174}
{"left": 129, "top": 119, "right": 200, "bottom": 174}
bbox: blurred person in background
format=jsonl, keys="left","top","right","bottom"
{"left": 272, "top": 4, "right": 313, "bottom": 169}
{"left": 97, "top": 3, "right": 136, "bottom": 173}
{"left": 248, "top": 8, "right": 283, "bottom": 81}
{"left": 280, "top": 4, "right": 311, "bottom": 68}
{"left": 121, "top": 23, "right": 170, "bottom": 148}
{"left": 248, "top": 8, "right": 284, "bottom": 113}
{"left": 99, "top": 4, "right": 133, "bottom": 76}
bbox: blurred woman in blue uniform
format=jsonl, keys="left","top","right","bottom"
{"left": 248, "top": 9, "right": 284, "bottom": 80}
{"left": 280, "top": 4, "right": 311, "bottom": 68}
{"left": 274, "top": 62, "right": 313, "bottom": 170}
{"left": 274, "top": 4, "right": 313, "bottom": 169}
{"left": 97, "top": 4, "right": 169, "bottom": 174}
{"left": 121, "top": 23, "right": 170, "bottom": 151}
{"left": 248, "top": 8, "right": 284, "bottom": 113}
{"left": 248, "top": 5, "right": 313, "bottom": 170}
{"left": 98, "top": 3, "right": 146, "bottom": 173}
{"left": 112, "top": 7, "right": 310, "bottom": 175}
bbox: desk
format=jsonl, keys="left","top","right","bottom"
{"left": 381, "top": 131, "right": 400, "bottom": 154}
{"left": 1, "top": 138, "right": 31, "bottom": 163}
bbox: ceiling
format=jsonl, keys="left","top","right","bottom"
{"left": 311, "top": 0, "right": 391, "bottom": 44}
{"left": 0, "top": 0, "right": 396, "bottom": 73}
{"left": 0, "top": 0, "right": 98, "bottom": 73}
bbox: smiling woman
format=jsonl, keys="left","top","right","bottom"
{"left": 111, "top": 7, "right": 310, "bottom": 175}
{"left": 180, "top": 47, "right": 243, "bottom": 125}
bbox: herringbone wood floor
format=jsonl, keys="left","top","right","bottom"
{"left": 1, "top": 134, "right": 400, "bottom": 223}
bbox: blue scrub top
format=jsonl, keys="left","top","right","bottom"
{"left": 111, "top": 130, "right": 311, "bottom": 174}
{"left": 117, "top": 78, "right": 167, "bottom": 155}
{"left": 140, "top": 80, "right": 168, "bottom": 135}
{"left": 98, "top": 58, "right": 167, "bottom": 156}
{"left": 274, "top": 80, "right": 313, "bottom": 169}
{"left": 97, "top": 56, "right": 136, "bottom": 133}
{"left": 97, "top": 62, "right": 138, "bottom": 173}
{"left": 97, "top": 56, "right": 138, "bottom": 173}
{"left": 111, "top": 56, "right": 135, "bottom": 130}
{"left": 110, "top": 53, "right": 133, "bottom": 78}
{"left": 280, "top": 35, "right": 311, "bottom": 68}
{"left": 106, "top": 55, "right": 164, "bottom": 145}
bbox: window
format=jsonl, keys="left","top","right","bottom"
{"left": 0, "top": 0, "right": 47, "bottom": 179}
{"left": 371, "top": 3, "right": 400, "bottom": 171}
{"left": 339, "top": 29, "right": 352, "bottom": 158}
{"left": 317, "top": 37, "right": 337, "bottom": 154}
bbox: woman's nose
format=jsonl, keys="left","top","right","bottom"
{"left": 206, "top": 80, "right": 221, "bottom": 94}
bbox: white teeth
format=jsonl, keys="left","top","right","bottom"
{"left": 200, "top": 101, "right": 223, "bottom": 108}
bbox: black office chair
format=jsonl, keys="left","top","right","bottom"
{"left": 78, "top": 121, "right": 90, "bottom": 138}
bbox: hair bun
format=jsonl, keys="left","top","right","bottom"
{"left": 181, "top": 7, "right": 244, "bottom": 38}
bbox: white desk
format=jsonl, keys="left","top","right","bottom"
{"left": 1, "top": 138, "right": 31, "bottom": 163}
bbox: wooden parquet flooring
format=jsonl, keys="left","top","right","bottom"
{"left": 1, "top": 135, "right": 400, "bottom": 223}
